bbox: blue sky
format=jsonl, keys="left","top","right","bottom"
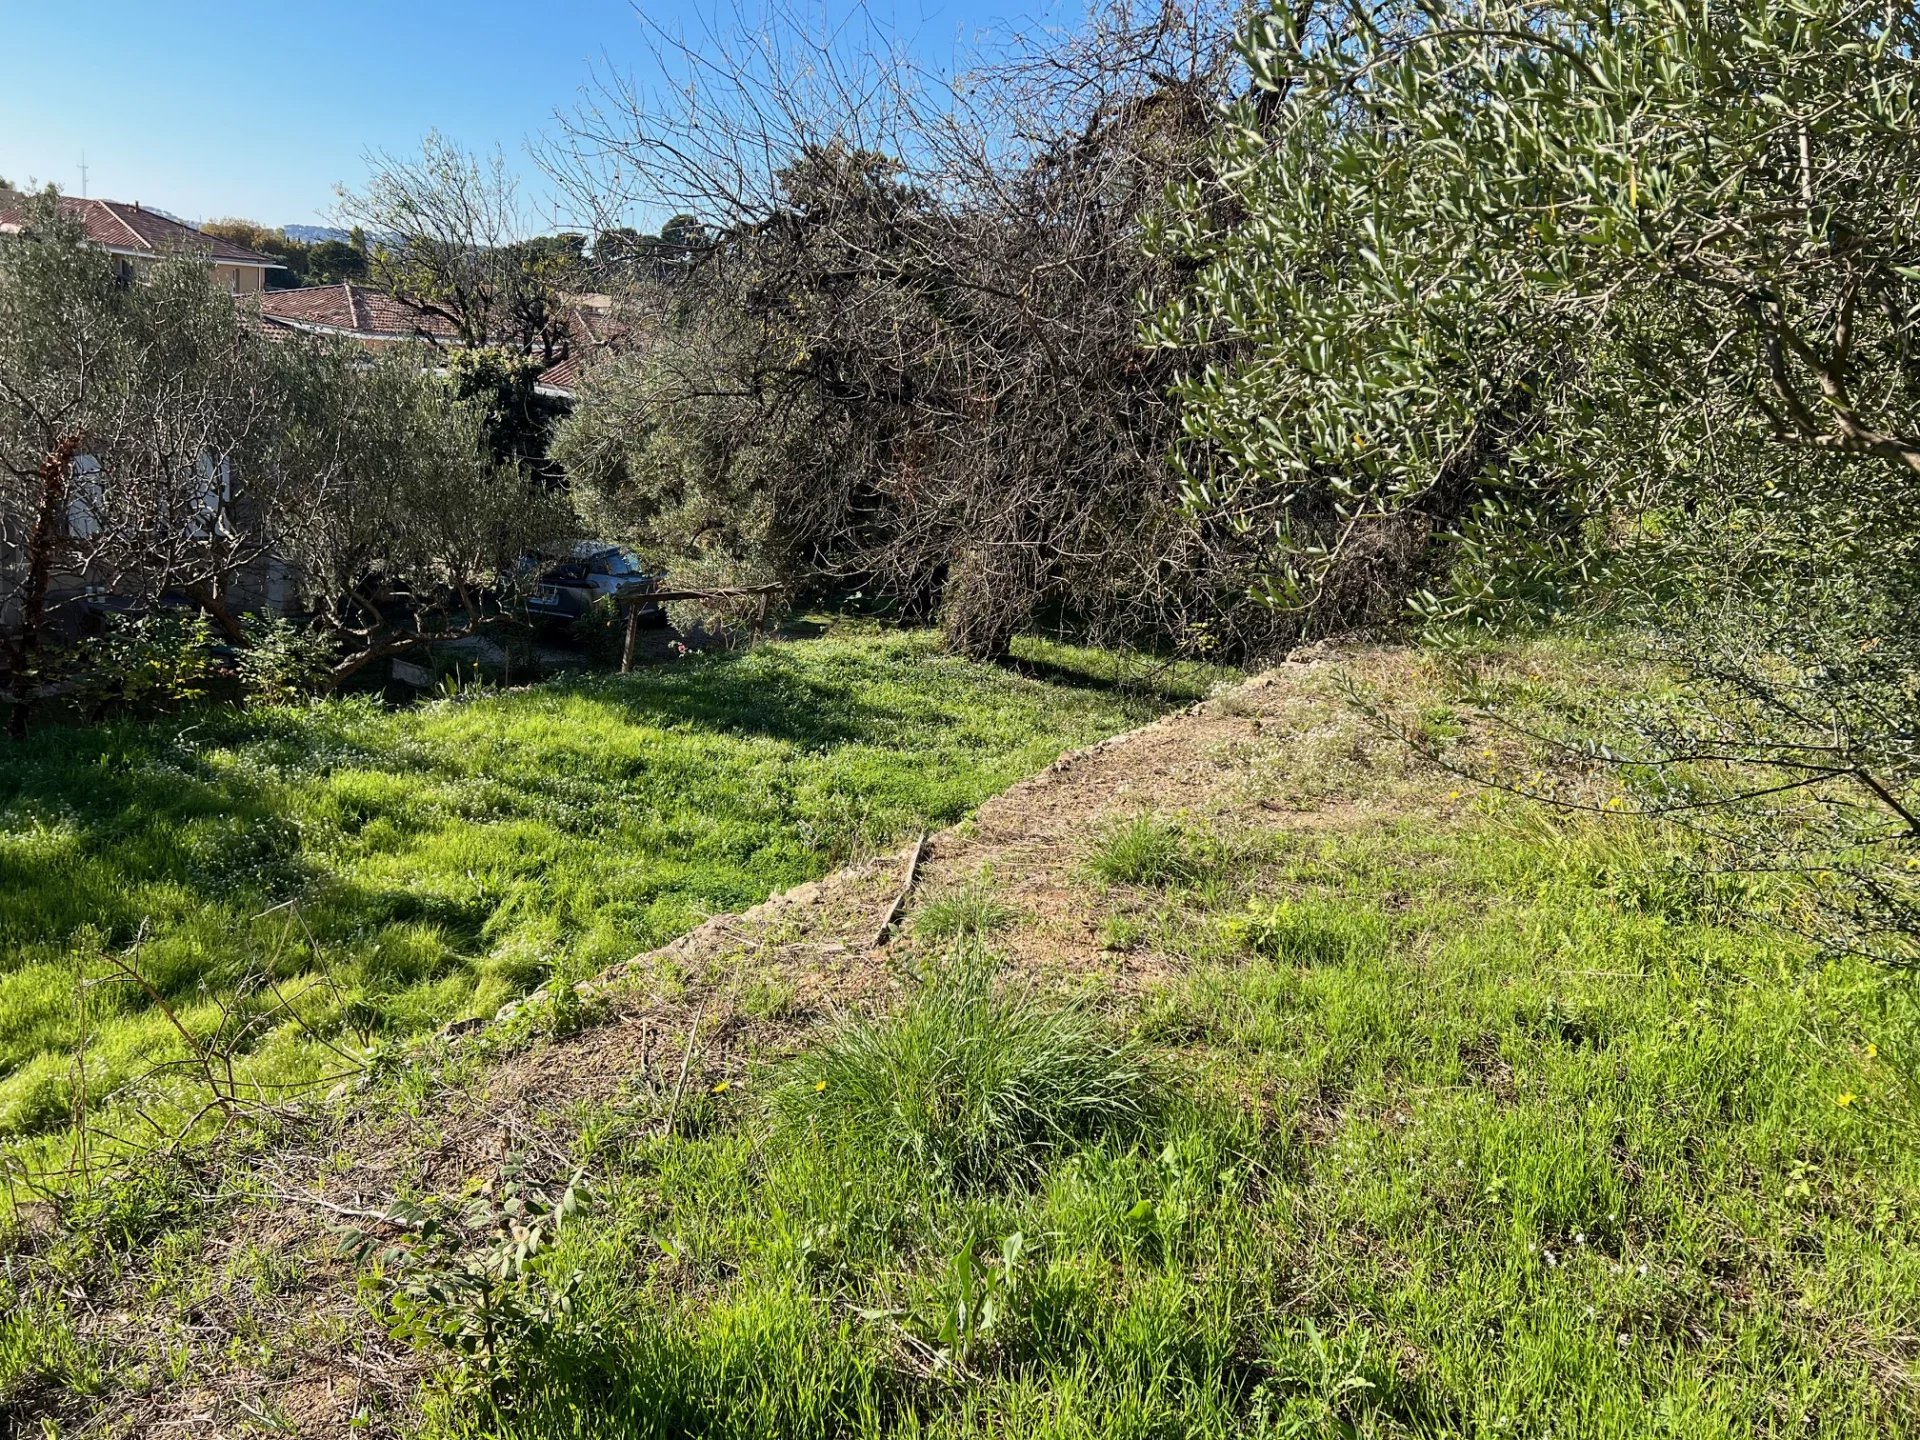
{"left": 0, "top": 0, "right": 1023, "bottom": 230}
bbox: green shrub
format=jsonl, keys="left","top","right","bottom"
{"left": 236, "top": 614, "right": 332, "bottom": 702}
{"left": 781, "top": 955, "right": 1151, "bottom": 1189}
{"left": 73, "top": 613, "right": 225, "bottom": 716}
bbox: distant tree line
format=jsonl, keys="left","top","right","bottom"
{"left": 198, "top": 217, "right": 371, "bottom": 289}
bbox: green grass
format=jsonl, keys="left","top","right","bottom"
{"left": 778, "top": 951, "right": 1153, "bottom": 1190}
{"left": 913, "top": 884, "right": 1019, "bottom": 943}
{"left": 10, "top": 636, "right": 1919, "bottom": 1437}
{"left": 0, "top": 628, "right": 1200, "bottom": 1154}
{"left": 1087, "top": 814, "right": 1214, "bottom": 888}
{"left": 390, "top": 808, "right": 1920, "bottom": 1440}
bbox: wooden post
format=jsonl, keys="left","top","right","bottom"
{"left": 620, "top": 603, "right": 640, "bottom": 673}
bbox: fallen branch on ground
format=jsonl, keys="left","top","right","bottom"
{"left": 872, "top": 831, "right": 930, "bottom": 948}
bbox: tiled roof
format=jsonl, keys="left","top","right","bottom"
{"left": 0, "top": 194, "right": 281, "bottom": 265}
{"left": 255, "top": 283, "right": 462, "bottom": 342}
{"left": 252, "top": 311, "right": 305, "bottom": 344}
{"left": 255, "top": 282, "right": 625, "bottom": 394}
{"left": 536, "top": 302, "right": 630, "bottom": 394}
{"left": 536, "top": 353, "right": 584, "bottom": 392}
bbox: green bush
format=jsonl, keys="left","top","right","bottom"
{"left": 236, "top": 613, "right": 333, "bottom": 702}
{"left": 780, "top": 955, "right": 1151, "bottom": 1189}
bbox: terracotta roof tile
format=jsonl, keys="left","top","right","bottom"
{"left": 255, "top": 283, "right": 461, "bottom": 342}
{"left": 0, "top": 194, "right": 281, "bottom": 265}
{"left": 537, "top": 354, "right": 583, "bottom": 392}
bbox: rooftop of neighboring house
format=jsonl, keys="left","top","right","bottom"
{"left": 255, "top": 283, "right": 625, "bottom": 398}
{"left": 0, "top": 193, "right": 282, "bottom": 268}
{"left": 537, "top": 304, "right": 628, "bottom": 397}
{"left": 256, "top": 282, "right": 463, "bottom": 344}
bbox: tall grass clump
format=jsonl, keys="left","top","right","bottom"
{"left": 912, "top": 884, "right": 1016, "bottom": 943}
{"left": 782, "top": 954, "right": 1150, "bottom": 1189}
{"left": 1224, "top": 899, "right": 1392, "bottom": 968}
{"left": 1087, "top": 815, "right": 1209, "bottom": 887}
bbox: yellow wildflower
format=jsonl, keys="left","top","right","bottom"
{"left": 814, "top": 1079, "right": 828, "bottom": 1093}
{"left": 1836, "top": 1093, "right": 1856, "bottom": 1108}
{"left": 1864, "top": 1044, "right": 1879, "bottom": 1061}
{"left": 711, "top": 1079, "right": 731, "bottom": 1095}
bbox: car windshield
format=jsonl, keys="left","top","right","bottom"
{"left": 594, "top": 551, "right": 645, "bottom": 578}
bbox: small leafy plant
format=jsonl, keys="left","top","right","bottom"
{"left": 359, "top": 1162, "right": 590, "bottom": 1420}
{"left": 236, "top": 613, "right": 333, "bottom": 702}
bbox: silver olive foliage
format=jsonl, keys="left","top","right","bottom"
{"left": 1156, "top": 0, "right": 1920, "bottom": 956}
{"left": 0, "top": 191, "right": 565, "bottom": 712}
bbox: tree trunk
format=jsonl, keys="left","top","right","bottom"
{"left": 185, "top": 580, "right": 248, "bottom": 644}
{"left": 8, "top": 433, "right": 84, "bottom": 739}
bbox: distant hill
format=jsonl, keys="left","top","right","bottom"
{"left": 281, "top": 224, "right": 353, "bottom": 244}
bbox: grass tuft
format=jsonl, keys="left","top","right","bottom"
{"left": 912, "top": 884, "right": 1016, "bottom": 943}
{"left": 1223, "top": 899, "right": 1391, "bottom": 967}
{"left": 1087, "top": 815, "right": 1209, "bottom": 887}
{"left": 781, "top": 954, "right": 1151, "bottom": 1188}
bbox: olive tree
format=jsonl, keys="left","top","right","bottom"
{"left": 270, "top": 342, "right": 573, "bottom": 687}
{"left": 0, "top": 193, "right": 285, "bottom": 729}
{"left": 1154, "top": 0, "right": 1920, "bottom": 604}
{"left": 1157, "top": 0, "right": 1920, "bottom": 957}
{"left": 0, "top": 192, "right": 568, "bottom": 719}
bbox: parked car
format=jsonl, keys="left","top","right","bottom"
{"left": 519, "top": 543, "right": 666, "bottom": 626}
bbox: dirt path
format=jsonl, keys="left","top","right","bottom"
{"left": 38, "top": 646, "right": 1430, "bottom": 1438}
